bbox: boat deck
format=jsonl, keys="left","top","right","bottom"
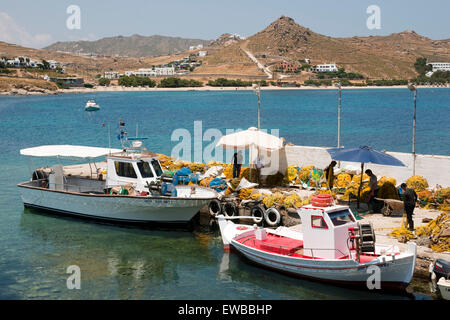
{"left": 236, "top": 233, "right": 380, "bottom": 262}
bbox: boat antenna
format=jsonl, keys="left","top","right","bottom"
{"left": 108, "top": 123, "right": 111, "bottom": 153}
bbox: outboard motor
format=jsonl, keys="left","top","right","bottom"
{"left": 433, "top": 259, "right": 450, "bottom": 280}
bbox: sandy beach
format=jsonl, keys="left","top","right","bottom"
{"left": 59, "top": 84, "right": 450, "bottom": 94}
{"left": 1, "top": 84, "right": 448, "bottom": 96}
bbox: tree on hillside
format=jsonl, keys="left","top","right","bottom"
{"left": 414, "top": 57, "right": 432, "bottom": 75}
{"left": 38, "top": 60, "right": 51, "bottom": 70}
{"left": 98, "top": 78, "right": 110, "bottom": 86}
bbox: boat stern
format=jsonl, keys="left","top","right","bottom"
{"left": 217, "top": 215, "right": 234, "bottom": 251}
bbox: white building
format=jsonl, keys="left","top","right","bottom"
{"left": 198, "top": 51, "right": 207, "bottom": 57}
{"left": 104, "top": 72, "right": 120, "bottom": 79}
{"left": 312, "top": 63, "right": 338, "bottom": 73}
{"left": 154, "top": 67, "right": 175, "bottom": 76}
{"left": 189, "top": 44, "right": 204, "bottom": 51}
{"left": 47, "top": 60, "right": 59, "bottom": 69}
{"left": 125, "top": 67, "right": 175, "bottom": 77}
{"left": 427, "top": 62, "right": 450, "bottom": 72}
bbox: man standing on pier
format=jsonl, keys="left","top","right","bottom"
{"left": 232, "top": 151, "right": 243, "bottom": 178}
{"left": 324, "top": 161, "right": 337, "bottom": 189}
{"left": 365, "top": 169, "right": 379, "bottom": 213}
{"left": 401, "top": 183, "right": 418, "bottom": 231}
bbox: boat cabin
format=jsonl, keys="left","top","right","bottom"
{"left": 106, "top": 153, "right": 164, "bottom": 191}
{"left": 21, "top": 145, "right": 165, "bottom": 195}
{"left": 298, "top": 204, "right": 358, "bottom": 259}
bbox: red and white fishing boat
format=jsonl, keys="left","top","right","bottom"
{"left": 217, "top": 194, "right": 417, "bottom": 290}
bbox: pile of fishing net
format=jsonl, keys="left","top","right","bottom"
{"left": 222, "top": 164, "right": 234, "bottom": 180}
{"left": 436, "top": 188, "right": 450, "bottom": 211}
{"left": 238, "top": 188, "right": 254, "bottom": 200}
{"left": 199, "top": 177, "right": 214, "bottom": 188}
{"left": 187, "top": 162, "right": 207, "bottom": 174}
{"left": 240, "top": 167, "right": 258, "bottom": 183}
{"left": 262, "top": 192, "right": 286, "bottom": 208}
{"left": 377, "top": 177, "right": 399, "bottom": 200}
{"left": 284, "top": 166, "right": 298, "bottom": 184}
{"left": 295, "top": 165, "right": 315, "bottom": 185}
{"left": 390, "top": 212, "right": 450, "bottom": 252}
{"left": 259, "top": 191, "right": 310, "bottom": 209}
{"left": 157, "top": 154, "right": 174, "bottom": 169}
{"left": 335, "top": 173, "right": 352, "bottom": 188}
{"left": 406, "top": 175, "right": 429, "bottom": 192}
{"left": 415, "top": 187, "right": 450, "bottom": 210}
{"left": 340, "top": 181, "right": 368, "bottom": 202}
{"left": 352, "top": 173, "right": 370, "bottom": 185}
{"left": 415, "top": 212, "right": 450, "bottom": 252}
{"left": 265, "top": 172, "right": 285, "bottom": 187}
{"left": 339, "top": 175, "right": 398, "bottom": 202}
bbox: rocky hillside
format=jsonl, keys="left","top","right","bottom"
{"left": 44, "top": 34, "right": 212, "bottom": 57}
{"left": 204, "top": 16, "right": 450, "bottom": 79}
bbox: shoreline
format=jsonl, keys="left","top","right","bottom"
{"left": 1, "top": 84, "right": 449, "bottom": 96}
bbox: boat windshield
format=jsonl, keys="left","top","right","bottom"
{"left": 151, "top": 159, "right": 163, "bottom": 177}
{"left": 327, "top": 209, "right": 355, "bottom": 226}
{"left": 137, "top": 161, "right": 154, "bottom": 178}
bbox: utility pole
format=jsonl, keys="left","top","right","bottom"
{"left": 253, "top": 84, "right": 261, "bottom": 130}
{"left": 337, "top": 83, "right": 342, "bottom": 149}
{"left": 408, "top": 84, "right": 417, "bottom": 176}
{"left": 336, "top": 82, "right": 342, "bottom": 168}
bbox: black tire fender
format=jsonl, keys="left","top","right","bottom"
{"left": 222, "top": 202, "right": 238, "bottom": 217}
{"left": 265, "top": 207, "right": 281, "bottom": 227}
{"left": 250, "top": 205, "right": 265, "bottom": 224}
{"left": 208, "top": 199, "right": 222, "bottom": 216}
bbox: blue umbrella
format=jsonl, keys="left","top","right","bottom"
{"left": 327, "top": 146, "right": 405, "bottom": 167}
{"left": 326, "top": 145, "right": 405, "bottom": 208}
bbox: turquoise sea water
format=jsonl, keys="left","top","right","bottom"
{"left": 0, "top": 88, "right": 448, "bottom": 300}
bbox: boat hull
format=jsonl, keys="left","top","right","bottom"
{"left": 232, "top": 238, "right": 415, "bottom": 290}
{"left": 19, "top": 184, "right": 212, "bottom": 224}
{"left": 217, "top": 216, "right": 416, "bottom": 290}
{"left": 437, "top": 278, "right": 450, "bottom": 300}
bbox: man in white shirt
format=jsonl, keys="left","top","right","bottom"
{"left": 255, "top": 154, "right": 263, "bottom": 184}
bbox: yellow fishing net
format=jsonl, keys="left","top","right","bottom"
{"left": 406, "top": 175, "right": 429, "bottom": 192}
{"left": 295, "top": 165, "right": 315, "bottom": 184}
{"left": 378, "top": 181, "right": 400, "bottom": 200}
{"left": 239, "top": 188, "right": 254, "bottom": 200}
{"left": 335, "top": 173, "right": 352, "bottom": 188}
{"left": 284, "top": 166, "right": 298, "bottom": 184}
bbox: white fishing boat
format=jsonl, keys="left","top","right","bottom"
{"left": 437, "top": 278, "right": 450, "bottom": 300}
{"left": 217, "top": 194, "right": 417, "bottom": 290}
{"left": 85, "top": 99, "right": 100, "bottom": 112}
{"left": 18, "top": 143, "right": 218, "bottom": 225}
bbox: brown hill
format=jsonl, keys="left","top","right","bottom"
{"left": 44, "top": 34, "right": 211, "bottom": 57}
{"left": 203, "top": 16, "right": 450, "bottom": 79}
{"left": 0, "top": 41, "right": 193, "bottom": 82}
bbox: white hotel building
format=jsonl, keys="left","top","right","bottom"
{"left": 125, "top": 67, "right": 175, "bottom": 77}
{"left": 427, "top": 62, "right": 450, "bottom": 72}
{"left": 311, "top": 63, "right": 338, "bottom": 73}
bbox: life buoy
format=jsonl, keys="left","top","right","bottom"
{"left": 311, "top": 193, "right": 333, "bottom": 207}
{"left": 222, "top": 202, "right": 238, "bottom": 217}
{"left": 208, "top": 199, "right": 222, "bottom": 216}
{"left": 250, "top": 205, "right": 265, "bottom": 224}
{"left": 265, "top": 207, "right": 281, "bottom": 227}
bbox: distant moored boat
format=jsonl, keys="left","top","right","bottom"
{"left": 85, "top": 99, "right": 100, "bottom": 112}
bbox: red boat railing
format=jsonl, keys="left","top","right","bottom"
{"left": 240, "top": 236, "right": 348, "bottom": 259}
